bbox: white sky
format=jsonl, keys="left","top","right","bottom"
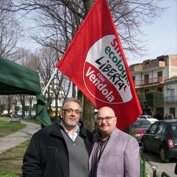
{"left": 127, "top": 0, "right": 177, "bottom": 65}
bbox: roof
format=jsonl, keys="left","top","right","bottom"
{"left": 0, "top": 57, "right": 51, "bottom": 126}
{"left": 155, "top": 120, "right": 177, "bottom": 123}
{"left": 0, "top": 57, "right": 41, "bottom": 95}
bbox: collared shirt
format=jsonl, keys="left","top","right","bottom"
{"left": 90, "top": 133, "right": 110, "bottom": 177}
{"left": 60, "top": 121, "right": 80, "bottom": 142}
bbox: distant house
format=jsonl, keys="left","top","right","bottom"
{"left": 129, "top": 54, "right": 177, "bottom": 119}
{"left": 164, "top": 76, "right": 177, "bottom": 118}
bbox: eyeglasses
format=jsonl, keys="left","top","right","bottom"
{"left": 63, "top": 108, "right": 82, "bottom": 115}
{"left": 97, "top": 116, "right": 115, "bottom": 122}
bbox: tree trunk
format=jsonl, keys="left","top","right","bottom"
{"left": 77, "top": 0, "right": 96, "bottom": 132}
{"left": 83, "top": 96, "right": 96, "bottom": 132}
{"left": 7, "top": 96, "right": 11, "bottom": 115}
{"left": 21, "top": 96, "right": 25, "bottom": 119}
{"left": 78, "top": 91, "right": 95, "bottom": 132}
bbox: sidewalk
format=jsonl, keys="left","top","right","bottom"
{"left": 146, "top": 161, "right": 154, "bottom": 177}
{"left": 0, "top": 120, "right": 41, "bottom": 154}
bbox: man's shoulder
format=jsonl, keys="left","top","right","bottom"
{"left": 33, "top": 124, "right": 56, "bottom": 137}
{"left": 114, "top": 128, "right": 136, "bottom": 141}
{"left": 111, "top": 129, "right": 139, "bottom": 150}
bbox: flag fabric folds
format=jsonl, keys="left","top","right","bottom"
{"left": 56, "top": 0, "right": 142, "bottom": 130}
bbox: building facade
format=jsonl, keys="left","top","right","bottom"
{"left": 129, "top": 54, "right": 177, "bottom": 119}
{"left": 164, "top": 76, "right": 177, "bottom": 119}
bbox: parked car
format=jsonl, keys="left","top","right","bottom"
{"left": 138, "top": 114, "right": 158, "bottom": 124}
{"left": 131, "top": 119, "right": 151, "bottom": 144}
{"left": 141, "top": 120, "right": 177, "bottom": 162}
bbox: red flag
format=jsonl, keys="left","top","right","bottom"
{"left": 56, "top": 0, "right": 142, "bottom": 130}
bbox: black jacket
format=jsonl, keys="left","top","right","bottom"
{"left": 22, "top": 121, "right": 93, "bottom": 177}
{"left": 175, "top": 163, "right": 177, "bottom": 175}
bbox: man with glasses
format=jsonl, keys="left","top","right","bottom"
{"left": 89, "top": 106, "right": 140, "bottom": 177}
{"left": 22, "top": 98, "right": 92, "bottom": 177}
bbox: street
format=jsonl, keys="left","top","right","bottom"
{"left": 141, "top": 150, "right": 177, "bottom": 177}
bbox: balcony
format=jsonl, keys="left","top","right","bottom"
{"left": 164, "top": 96, "right": 177, "bottom": 104}
{"left": 130, "top": 60, "right": 166, "bottom": 72}
{"left": 143, "top": 60, "right": 166, "bottom": 70}
{"left": 133, "top": 76, "right": 166, "bottom": 86}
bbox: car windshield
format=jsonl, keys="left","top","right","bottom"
{"left": 132, "top": 120, "right": 151, "bottom": 128}
{"left": 139, "top": 115, "right": 146, "bottom": 118}
{"left": 139, "top": 115, "right": 154, "bottom": 119}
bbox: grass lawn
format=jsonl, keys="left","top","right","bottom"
{"left": 0, "top": 119, "right": 32, "bottom": 177}
{"left": 0, "top": 140, "right": 30, "bottom": 177}
{"left": 0, "top": 120, "right": 26, "bottom": 138}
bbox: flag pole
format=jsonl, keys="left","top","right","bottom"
{"left": 43, "top": 68, "right": 58, "bottom": 95}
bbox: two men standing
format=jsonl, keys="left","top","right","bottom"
{"left": 22, "top": 98, "right": 140, "bottom": 177}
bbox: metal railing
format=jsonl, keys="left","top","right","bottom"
{"left": 164, "top": 96, "right": 177, "bottom": 104}
{"left": 151, "top": 166, "right": 171, "bottom": 177}
{"left": 133, "top": 76, "right": 166, "bottom": 86}
{"left": 161, "top": 172, "right": 171, "bottom": 177}
{"left": 140, "top": 156, "right": 172, "bottom": 177}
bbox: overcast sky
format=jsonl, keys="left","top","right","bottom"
{"left": 127, "top": 0, "right": 177, "bottom": 65}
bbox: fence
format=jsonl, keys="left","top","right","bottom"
{"left": 152, "top": 168, "right": 171, "bottom": 177}
{"left": 161, "top": 172, "right": 171, "bottom": 177}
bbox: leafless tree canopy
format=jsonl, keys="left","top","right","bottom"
{"left": 0, "top": 0, "right": 23, "bottom": 59}
{"left": 10, "top": 0, "right": 165, "bottom": 59}
{"left": 1, "top": 0, "right": 166, "bottom": 129}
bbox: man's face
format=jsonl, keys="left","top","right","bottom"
{"left": 60, "top": 101, "right": 82, "bottom": 129}
{"left": 97, "top": 107, "right": 117, "bottom": 135}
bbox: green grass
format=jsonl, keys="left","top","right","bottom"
{"left": 0, "top": 120, "right": 25, "bottom": 137}
{"left": 140, "top": 155, "right": 148, "bottom": 177}
{"left": 0, "top": 172, "right": 16, "bottom": 177}
{"left": 0, "top": 140, "right": 30, "bottom": 177}
{"left": 0, "top": 119, "right": 40, "bottom": 177}
{"left": 24, "top": 119, "right": 41, "bottom": 124}
{"left": 0, "top": 120, "right": 26, "bottom": 138}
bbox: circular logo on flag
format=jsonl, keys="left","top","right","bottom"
{"left": 83, "top": 35, "right": 132, "bottom": 104}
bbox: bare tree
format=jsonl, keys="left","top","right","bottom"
{"left": 0, "top": 0, "right": 23, "bottom": 59}
{"left": 35, "top": 46, "right": 71, "bottom": 117}
{"left": 8, "top": 0, "right": 166, "bottom": 130}
{"left": 12, "top": 46, "right": 71, "bottom": 119}
{"left": 16, "top": 94, "right": 26, "bottom": 118}
{"left": 11, "top": 0, "right": 166, "bottom": 57}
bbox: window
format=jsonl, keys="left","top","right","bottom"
{"left": 157, "top": 87, "right": 162, "bottom": 92}
{"left": 144, "top": 74, "right": 149, "bottom": 84}
{"left": 149, "top": 123, "right": 158, "bottom": 134}
{"left": 156, "top": 123, "right": 164, "bottom": 134}
{"left": 132, "top": 76, "right": 135, "bottom": 85}
{"left": 170, "top": 89, "right": 175, "bottom": 103}
{"left": 157, "top": 71, "right": 163, "bottom": 82}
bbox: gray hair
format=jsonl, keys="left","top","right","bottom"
{"left": 62, "top": 98, "right": 82, "bottom": 110}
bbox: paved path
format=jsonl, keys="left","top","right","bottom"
{"left": 0, "top": 120, "right": 41, "bottom": 154}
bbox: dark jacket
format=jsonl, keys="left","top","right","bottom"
{"left": 175, "top": 163, "right": 177, "bottom": 174}
{"left": 22, "top": 121, "right": 93, "bottom": 177}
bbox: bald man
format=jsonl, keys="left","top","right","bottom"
{"left": 89, "top": 106, "right": 140, "bottom": 177}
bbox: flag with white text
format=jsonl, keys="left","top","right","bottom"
{"left": 56, "top": 0, "right": 142, "bottom": 130}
